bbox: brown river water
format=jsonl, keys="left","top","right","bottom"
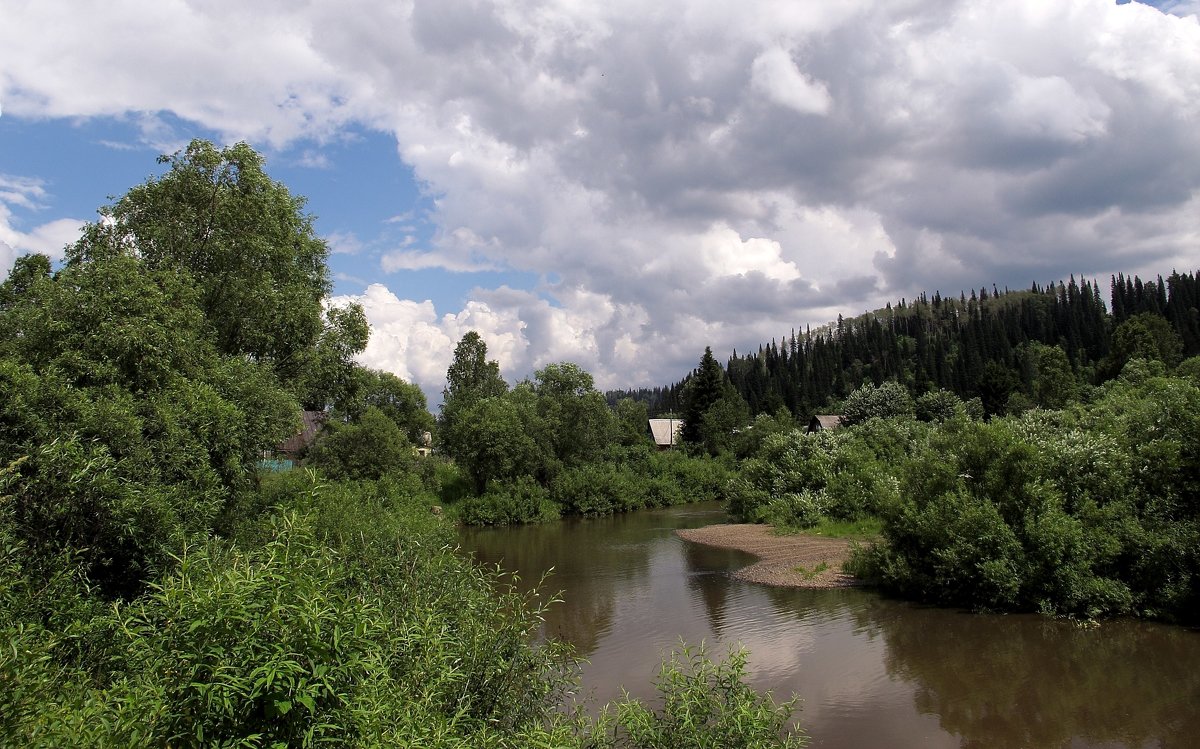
{"left": 459, "top": 502, "right": 1200, "bottom": 749}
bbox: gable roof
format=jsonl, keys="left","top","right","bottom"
{"left": 277, "top": 410, "right": 328, "bottom": 456}
{"left": 648, "top": 418, "right": 684, "bottom": 447}
{"left": 807, "top": 415, "right": 844, "bottom": 432}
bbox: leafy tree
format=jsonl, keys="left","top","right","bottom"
{"left": 439, "top": 331, "right": 507, "bottom": 460}
{"left": 915, "top": 389, "right": 964, "bottom": 423}
{"left": 454, "top": 395, "right": 543, "bottom": 493}
{"left": 732, "top": 408, "right": 795, "bottom": 459}
{"left": 0, "top": 255, "right": 298, "bottom": 597}
{"left": 293, "top": 304, "right": 370, "bottom": 411}
{"left": 443, "top": 331, "right": 507, "bottom": 407}
{"left": 306, "top": 407, "right": 413, "bottom": 481}
{"left": 0, "top": 253, "right": 51, "bottom": 309}
{"left": 67, "top": 140, "right": 333, "bottom": 381}
{"left": 1177, "top": 356, "right": 1200, "bottom": 383}
{"left": 1107, "top": 312, "right": 1185, "bottom": 374}
{"left": 842, "top": 381, "right": 913, "bottom": 425}
{"left": 615, "top": 398, "right": 651, "bottom": 447}
{"left": 355, "top": 369, "right": 435, "bottom": 444}
{"left": 533, "top": 362, "right": 616, "bottom": 467}
{"left": 699, "top": 392, "right": 750, "bottom": 455}
{"left": 1025, "top": 342, "right": 1077, "bottom": 409}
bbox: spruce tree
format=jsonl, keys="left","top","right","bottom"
{"left": 681, "top": 346, "right": 726, "bottom": 445}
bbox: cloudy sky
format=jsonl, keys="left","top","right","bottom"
{"left": 2, "top": 0, "right": 1198, "bottom": 401}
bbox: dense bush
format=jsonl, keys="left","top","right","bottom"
{"left": 847, "top": 367, "right": 1200, "bottom": 621}
{"left": 842, "top": 382, "right": 913, "bottom": 425}
{"left": 727, "top": 423, "right": 908, "bottom": 525}
{"left": 553, "top": 462, "right": 648, "bottom": 516}
{"left": 647, "top": 450, "right": 732, "bottom": 506}
{"left": 2, "top": 479, "right": 576, "bottom": 747}
{"left": 914, "top": 389, "right": 965, "bottom": 423}
{"left": 588, "top": 646, "right": 806, "bottom": 749}
{"left": 459, "top": 476, "right": 561, "bottom": 526}
{"left": 0, "top": 257, "right": 299, "bottom": 599}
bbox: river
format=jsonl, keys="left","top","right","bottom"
{"left": 459, "top": 502, "right": 1200, "bottom": 748}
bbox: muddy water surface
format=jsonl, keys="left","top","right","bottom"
{"left": 459, "top": 503, "right": 1200, "bottom": 749}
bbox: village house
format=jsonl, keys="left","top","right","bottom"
{"left": 648, "top": 418, "right": 684, "bottom": 450}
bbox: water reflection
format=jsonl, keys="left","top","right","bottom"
{"left": 682, "top": 541, "right": 748, "bottom": 635}
{"left": 459, "top": 505, "right": 1200, "bottom": 749}
{"left": 877, "top": 606, "right": 1200, "bottom": 748}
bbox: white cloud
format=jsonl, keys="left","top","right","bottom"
{"left": 0, "top": 174, "right": 86, "bottom": 279}
{"left": 2, "top": 0, "right": 1199, "bottom": 392}
{"left": 750, "top": 47, "right": 832, "bottom": 116}
{"left": 341, "top": 283, "right": 535, "bottom": 403}
{"left": 17, "top": 218, "right": 86, "bottom": 259}
{"left": 325, "top": 230, "right": 363, "bottom": 255}
{"left": 380, "top": 250, "right": 500, "bottom": 273}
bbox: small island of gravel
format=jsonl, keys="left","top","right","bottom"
{"left": 676, "top": 524, "right": 864, "bottom": 589}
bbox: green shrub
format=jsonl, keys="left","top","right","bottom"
{"left": 460, "top": 476, "right": 561, "bottom": 525}
{"left": 589, "top": 646, "right": 806, "bottom": 749}
{"left": 553, "top": 463, "right": 647, "bottom": 516}
{"left": 306, "top": 406, "right": 415, "bottom": 481}
{"left": 10, "top": 504, "right": 575, "bottom": 748}
{"left": 644, "top": 473, "right": 687, "bottom": 507}
{"left": 758, "top": 491, "right": 826, "bottom": 529}
{"left": 842, "top": 382, "right": 913, "bottom": 425}
{"left": 648, "top": 451, "right": 732, "bottom": 505}
{"left": 724, "top": 475, "right": 772, "bottom": 523}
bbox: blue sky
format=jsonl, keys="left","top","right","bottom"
{"left": 2, "top": 0, "right": 1198, "bottom": 401}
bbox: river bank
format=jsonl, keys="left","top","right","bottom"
{"left": 675, "top": 524, "right": 862, "bottom": 589}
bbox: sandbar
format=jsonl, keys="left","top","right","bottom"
{"left": 675, "top": 524, "right": 865, "bottom": 589}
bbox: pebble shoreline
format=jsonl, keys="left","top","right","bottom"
{"left": 675, "top": 524, "right": 863, "bottom": 589}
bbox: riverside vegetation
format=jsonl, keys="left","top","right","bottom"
{"left": 724, "top": 363, "right": 1200, "bottom": 623}
{"left": 0, "top": 141, "right": 802, "bottom": 747}
{"left": 4, "top": 137, "right": 1196, "bottom": 746}
{"left": 624, "top": 266, "right": 1200, "bottom": 624}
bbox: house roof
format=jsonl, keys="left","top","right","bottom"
{"left": 808, "top": 415, "right": 844, "bottom": 432}
{"left": 277, "top": 410, "right": 328, "bottom": 455}
{"left": 648, "top": 418, "right": 684, "bottom": 447}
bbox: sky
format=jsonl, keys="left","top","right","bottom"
{"left": 1, "top": 0, "right": 1198, "bottom": 403}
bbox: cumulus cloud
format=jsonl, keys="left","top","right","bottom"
{"left": 0, "top": 174, "right": 86, "bottom": 280}
{"left": 750, "top": 47, "right": 832, "bottom": 116}
{"left": 2, "top": 0, "right": 1198, "bottom": 393}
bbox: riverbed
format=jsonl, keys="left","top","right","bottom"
{"left": 459, "top": 503, "right": 1200, "bottom": 749}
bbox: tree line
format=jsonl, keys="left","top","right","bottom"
{"left": 613, "top": 271, "right": 1200, "bottom": 420}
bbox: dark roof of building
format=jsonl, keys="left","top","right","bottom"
{"left": 277, "top": 410, "right": 328, "bottom": 455}
{"left": 808, "top": 415, "right": 844, "bottom": 432}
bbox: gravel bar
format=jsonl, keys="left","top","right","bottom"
{"left": 675, "top": 524, "right": 865, "bottom": 589}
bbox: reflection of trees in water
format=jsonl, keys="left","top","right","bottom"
{"left": 745, "top": 584, "right": 1199, "bottom": 748}
{"left": 459, "top": 512, "right": 670, "bottom": 657}
{"left": 875, "top": 605, "right": 1200, "bottom": 748}
{"left": 682, "top": 542, "right": 735, "bottom": 633}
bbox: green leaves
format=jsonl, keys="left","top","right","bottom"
{"left": 71, "top": 140, "right": 332, "bottom": 377}
{"left": 593, "top": 645, "right": 807, "bottom": 749}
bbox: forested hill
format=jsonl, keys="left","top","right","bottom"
{"left": 609, "top": 270, "right": 1200, "bottom": 418}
